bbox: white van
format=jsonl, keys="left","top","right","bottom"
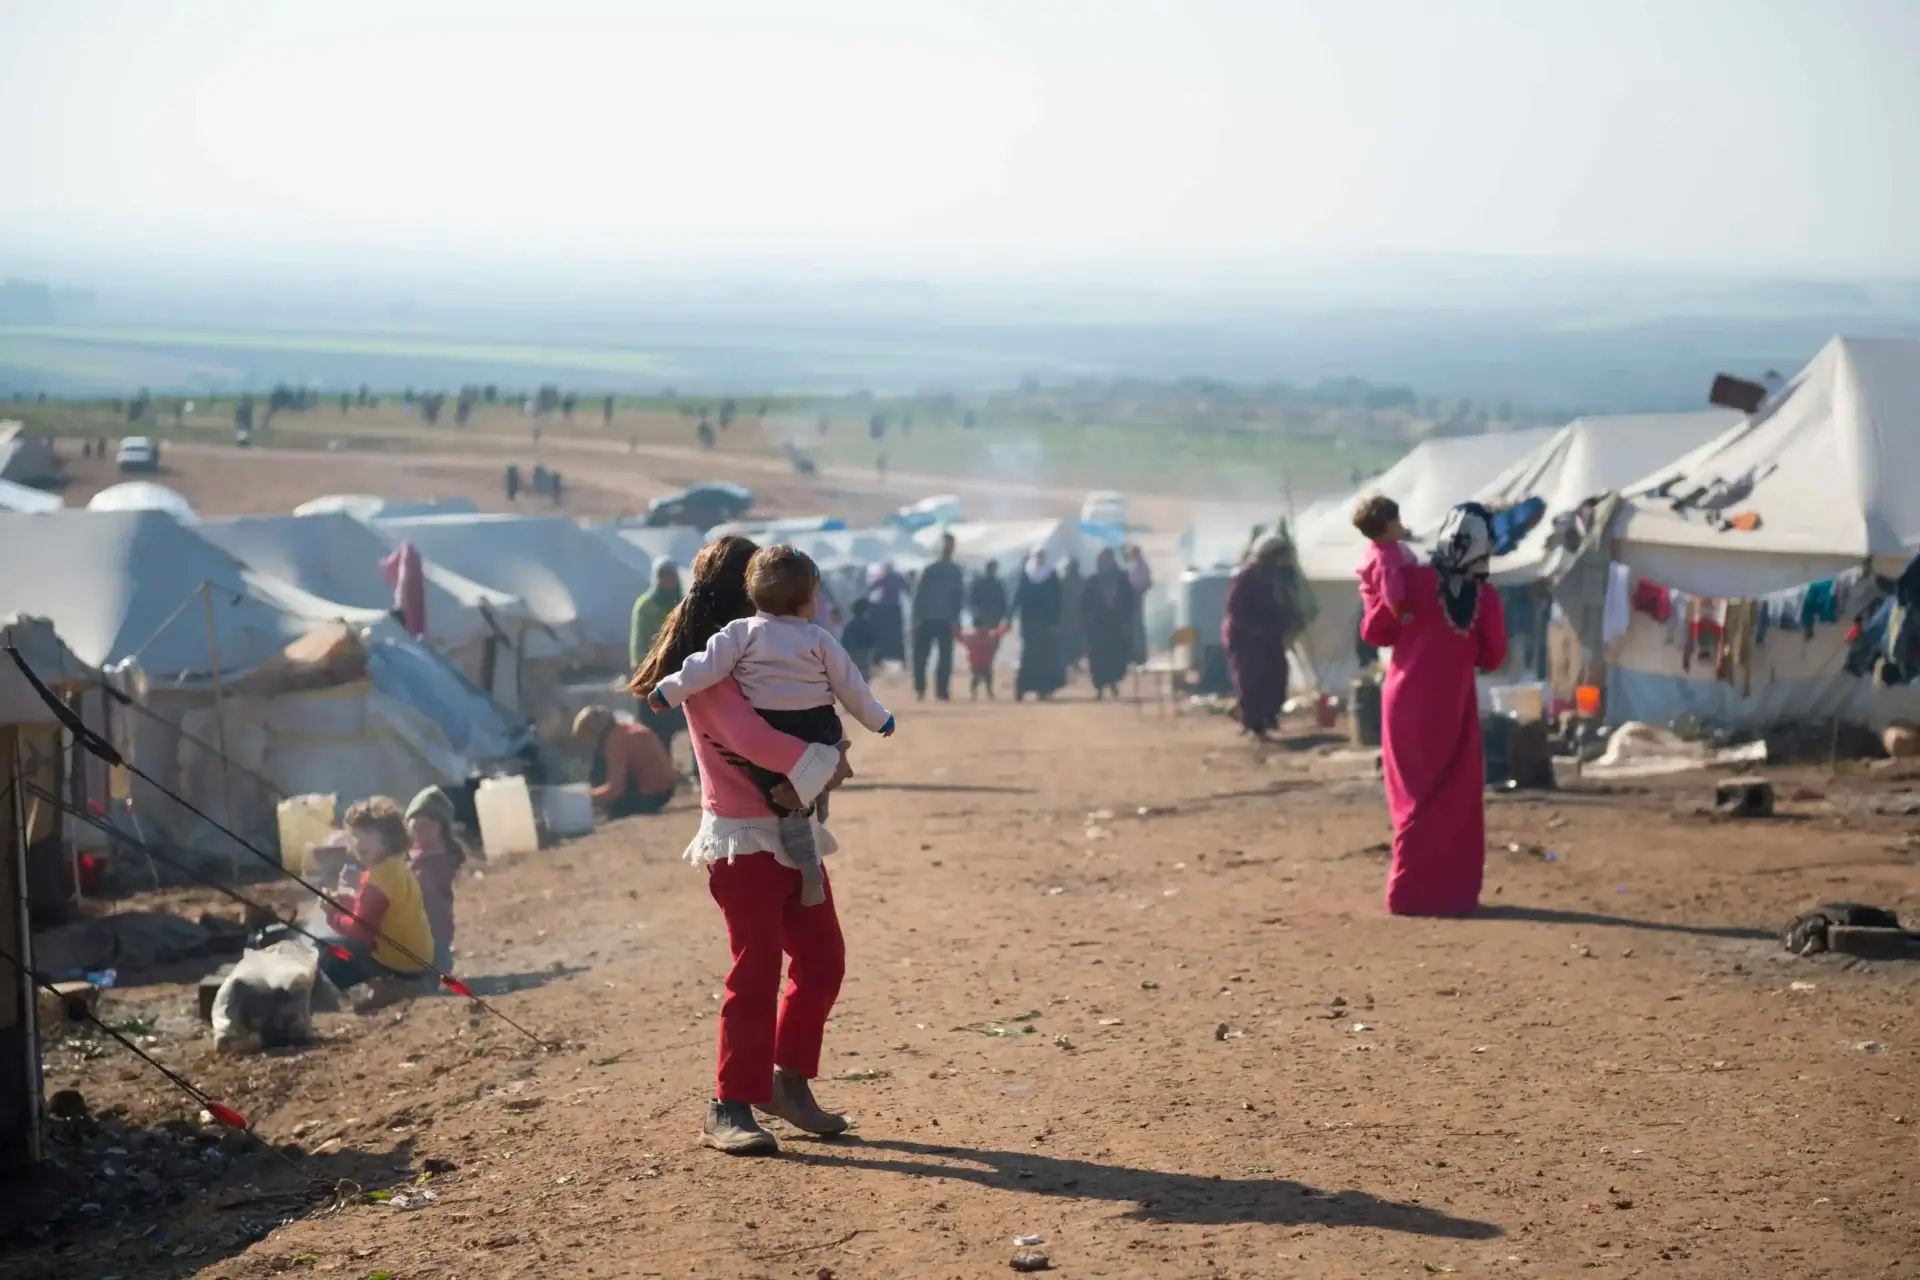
{"left": 116, "top": 437, "right": 159, "bottom": 473}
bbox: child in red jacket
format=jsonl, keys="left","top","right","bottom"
{"left": 958, "top": 622, "right": 1008, "bottom": 699}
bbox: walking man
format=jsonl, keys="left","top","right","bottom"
{"left": 911, "top": 533, "right": 965, "bottom": 700}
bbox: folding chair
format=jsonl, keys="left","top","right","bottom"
{"left": 1134, "top": 626, "right": 1199, "bottom": 716}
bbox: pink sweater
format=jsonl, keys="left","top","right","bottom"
{"left": 683, "top": 676, "right": 840, "bottom": 819}
{"left": 1359, "top": 539, "right": 1416, "bottom": 608}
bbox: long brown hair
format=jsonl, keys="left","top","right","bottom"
{"left": 628, "top": 535, "right": 760, "bottom": 696}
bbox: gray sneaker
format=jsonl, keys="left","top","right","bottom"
{"left": 702, "top": 1100, "right": 779, "bottom": 1155}
{"left": 757, "top": 1069, "right": 849, "bottom": 1137}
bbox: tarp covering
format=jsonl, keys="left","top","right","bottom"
{"left": 199, "top": 513, "right": 532, "bottom": 657}
{"left": 1616, "top": 336, "right": 1920, "bottom": 578}
{"left": 0, "top": 510, "right": 316, "bottom": 679}
{"left": 376, "top": 514, "right": 649, "bottom": 661}
{"left": 1479, "top": 411, "right": 1738, "bottom": 583}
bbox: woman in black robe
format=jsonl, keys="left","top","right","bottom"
{"left": 1080, "top": 548, "right": 1136, "bottom": 699}
{"left": 1011, "top": 550, "right": 1066, "bottom": 701}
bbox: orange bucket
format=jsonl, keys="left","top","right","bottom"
{"left": 1574, "top": 684, "right": 1602, "bottom": 717}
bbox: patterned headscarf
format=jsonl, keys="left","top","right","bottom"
{"left": 1429, "top": 502, "right": 1494, "bottom": 631}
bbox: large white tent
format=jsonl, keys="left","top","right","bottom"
{"left": 0, "top": 509, "right": 318, "bottom": 680}
{"left": 586, "top": 523, "right": 708, "bottom": 580}
{"left": 198, "top": 512, "right": 536, "bottom": 702}
{"left": 1614, "top": 336, "right": 1920, "bottom": 594}
{"left": 1479, "top": 410, "right": 1739, "bottom": 584}
{"left": 1600, "top": 336, "right": 1920, "bottom": 730}
{"left": 376, "top": 514, "right": 648, "bottom": 664}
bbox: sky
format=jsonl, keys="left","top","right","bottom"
{"left": 2, "top": 0, "right": 1919, "bottom": 279}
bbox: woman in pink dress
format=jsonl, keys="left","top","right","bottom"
{"left": 1360, "top": 504, "right": 1507, "bottom": 917}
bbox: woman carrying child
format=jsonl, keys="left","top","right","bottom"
{"left": 631, "top": 537, "right": 857, "bottom": 1156}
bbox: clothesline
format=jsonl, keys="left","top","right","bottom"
{"left": 1600, "top": 560, "right": 1913, "bottom": 693}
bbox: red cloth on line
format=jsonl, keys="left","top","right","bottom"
{"left": 380, "top": 541, "right": 428, "bottom": 639}
{"left": 1630, "top": 577, "right": 1671, "bottom": 622}
{"left": 707, "top": 853, "right": 846, "bottom": 1104}
{"left": 1361, "top": 564, "right": 1507, "bottom": 918}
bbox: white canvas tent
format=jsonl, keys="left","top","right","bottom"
{"left": 0, "top": 477, "right": 60, "bottom": 514}
{"left": 1478, "top": 411, "right": 1738, "bottom": 584}
{"left": 86, "top": 482, "right": 198, "bottom": 524}
{"left": 1289, "top": 428, "right": 1558, "bottom": 691}
{"left": 1614, "top": 336, "right": 1920, "bottom": 592}
{"left": 198, "top": 513, "right": 536, "bottom": 703}
{"left": 586, "top": 523, "right": 708, "bottom": 580}
{"left": 376, "top": 514, "right": 648, "bottom": 664}
{"left": 1601, "top": 336, "right": 1920, "bottom": 730}
{"left": 293, "top": 494, "right": 478, "bottom": 520}
{"left": 0, "top": 509, "right": 320, "bottom": 681}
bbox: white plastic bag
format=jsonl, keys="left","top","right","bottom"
{"left": 211, "top": 937, "right": 321, "bottom": 1052}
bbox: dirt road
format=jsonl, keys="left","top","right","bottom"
{"left": 18, "top": 689, "right": 1920, "bottom": 1279}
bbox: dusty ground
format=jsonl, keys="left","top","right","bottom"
{"left": 12, "top": 685, "right": 1920, "bottom": 1280}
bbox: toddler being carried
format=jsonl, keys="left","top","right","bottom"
{"left": 1353, "top": 493, "right": 1416, "bottom": 622}
{"left": 649, "top": 545, "right": 894, "bottom": 905}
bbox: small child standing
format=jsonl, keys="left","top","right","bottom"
{"left": 648, "top": 545, "right": 894, "bottom": 906}
{"left": 1353, "top": 494, "right": 1416, "bottom": 622}
{"left": 958, "top": 622, "right": 1006, "bottom": 699}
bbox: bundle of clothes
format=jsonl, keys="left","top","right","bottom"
{"left": 1601, "top": 554, "right": 1920, "bottom": 695}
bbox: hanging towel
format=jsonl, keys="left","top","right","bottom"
{"left": 1719, "top": 599, "right": 1755, "bottom": 694}
{"left": 1801, "top": 578, "right": 1838, "bottom": 637}
{"left": 380, "top": 541, "right": 428, "bottom": 639}
{"left": 1602, "top": 562, "right": 1633, "bottom": 644}
{"left": 1630, "top": 577, "right": 1672, "bottom": 622}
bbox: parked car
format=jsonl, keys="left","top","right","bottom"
{"left": 1080, "top": 489, "right": 1127, "bottom": 530}
{"left": 116, "top": 437, "right": 160, "bottom": 473}
{"left": 643, "top": 481, "right": 754, "bottom": 530}
{"left": 890, "top": 494, "right": 964, "bottom": 531}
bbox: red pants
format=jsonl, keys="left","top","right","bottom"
{"left": 707, "top": 852, "right": 846, "bottom": 1105}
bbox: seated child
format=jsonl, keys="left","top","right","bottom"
{"left": 404, "top": 786, "right": 469, "bottom": 973}
{"left": 958, "top": 622, "right": 1007, "bottom": 699}
{"left": 649, "top": 544, "right": 894, "bottom": 906}
{"left": 1353, "top": 494, "right": 1415, "bottom": 621}
{"left": 322, "top": 796, "right": 435, "bottom": 999}
{"left": 840, "top": 597, "right": 878, "bottom": 681}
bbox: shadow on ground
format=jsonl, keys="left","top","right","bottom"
{"left": 787, "top": 1138, "right": 1502, "bottom": 1237}
{"left": 3, "top": 1119, "right": 418, "bottom": 1280}
{"left": 1477, "top": 903, "right": 1772, "bottom": 940}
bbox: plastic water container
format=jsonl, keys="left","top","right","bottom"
{"left": 277, "top": 794, "right": 337, "bottom": 874}
{"left": 1490, "top": 682, "right": 1546, "bottom": 723}
{"left": 535, "top": 784, "right": 595, "bottom": 839}
{"left": 474, "top": 775, "right": 540, "bottom": 857}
